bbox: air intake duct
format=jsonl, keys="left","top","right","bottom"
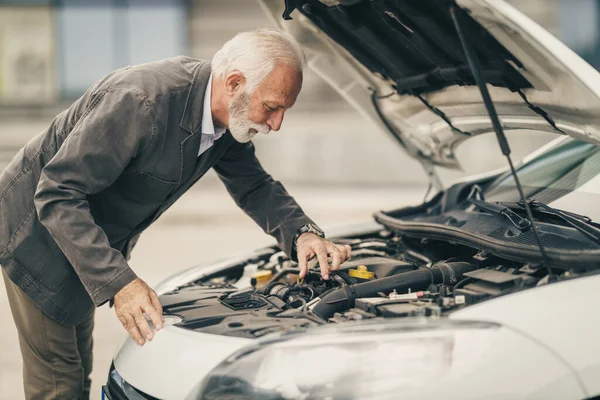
{"left": 311, "top": 262, "right": 475, "bottom": 320}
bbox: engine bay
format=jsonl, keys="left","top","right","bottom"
{"left": 158, "top": 227, "right": 582, "bottom": 339}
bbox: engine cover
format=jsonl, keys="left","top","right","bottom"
{"left": 159, "top": 284, "right": 320, "bottom": 338}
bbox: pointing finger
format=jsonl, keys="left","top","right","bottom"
{"left": 315, "top": 245, "right": 330, "bottom": 280}
{"left": 298, "top": 250, "right": 308, "bottom": 279}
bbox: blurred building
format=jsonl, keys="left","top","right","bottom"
{"left": 0, "top": 0, "right": 599, "bottom": 186}
{"left": 0, "top": 0, "right": 186, "bottom": 104}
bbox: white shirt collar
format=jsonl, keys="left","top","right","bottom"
{"left": 201, "top": 74, "right": 226, "bottom": 136}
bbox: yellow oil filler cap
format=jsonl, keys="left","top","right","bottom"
{"left": 253, "top": 270, "right": 273, "bottom": 286}
{"left": 348, "top": 265, "right": 374, "bottom": 280}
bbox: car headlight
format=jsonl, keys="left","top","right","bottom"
{"left": 188, "top": 320, "right": 497, "bottom": 400}
{"left": 105, "top": 363, "right": 157, "bottom": 400}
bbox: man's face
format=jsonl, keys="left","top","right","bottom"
{"left": 228, "top": 63, "right": 302, "bottom": 143}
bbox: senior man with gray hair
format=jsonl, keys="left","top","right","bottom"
{"left": 0, "top": 28, "right": 352, "bottom": 399}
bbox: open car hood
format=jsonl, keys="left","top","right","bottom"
{"left": 259, "top": 0, "right": 600, "bottom": 179}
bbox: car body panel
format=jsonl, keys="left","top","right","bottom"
{"left": 451, "top": 272, "right": 600, "bottom": 396}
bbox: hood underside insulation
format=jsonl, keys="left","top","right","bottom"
{"left": 292, "top": 0, "right": 532, "bottom": 94}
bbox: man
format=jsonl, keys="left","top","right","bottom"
{"left": 0, "top": 28, "right": 351, "bottom": 399}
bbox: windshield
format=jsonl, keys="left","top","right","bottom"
{"left": 483, "top": 139, "right": 600, "bottom": 222}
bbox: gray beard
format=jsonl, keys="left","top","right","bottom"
{"left": 228, "top": 90, "right": 270, "bottom": 143}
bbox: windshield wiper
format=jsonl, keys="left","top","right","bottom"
{"left": 468, "top": 198, "right": 532, "bottom": 232}
{"left": 515, "top": 199, "right": 600, "bottom": 244}
{"left": 500, "top": 201, "right": 592, "bottom": 223}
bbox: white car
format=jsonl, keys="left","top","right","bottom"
{"left": 103, "top": 1, "right": 600, "bottom": 399}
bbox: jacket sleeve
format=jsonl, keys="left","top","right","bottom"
{"left": 213, "top": 140, "right": 320, "bottom": 259}
{"left": 34, "top": 88, "right": 155, "bottom": 306}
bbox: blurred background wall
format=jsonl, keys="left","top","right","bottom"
{"left": 0, "top": 0, "right": 597, "bottom": 187}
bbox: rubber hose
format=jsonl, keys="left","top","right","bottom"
{"left": 312, "top": 262, "right": 475, "bottom": 320}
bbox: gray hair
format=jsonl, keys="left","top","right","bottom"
{"left": 211, "top": 28, "right": 306, "bottom": 93}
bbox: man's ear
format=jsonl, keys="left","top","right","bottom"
{"left": 225, "top": 71, "right": 245, "bottom": 97}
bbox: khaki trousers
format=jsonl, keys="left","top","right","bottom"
{"left": 2, "top": 268, "right": 94, "bottom": 400}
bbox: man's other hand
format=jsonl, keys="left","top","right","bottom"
{"left": 113, "top": 278, "right": 165, "bottom": 346}
{"left": 296, "top": 233, "right": 352, "bottom": 280}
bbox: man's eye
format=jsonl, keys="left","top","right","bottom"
{"left": 264, "top": 104, "right": 275, "bottom": 112}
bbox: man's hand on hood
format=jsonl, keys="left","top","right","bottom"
{"left": 113, "top": 278, "right": 165, "bottom": 346}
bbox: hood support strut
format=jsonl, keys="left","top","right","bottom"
{"left": 449, "top": 3, "right": 552, "bottom": 276}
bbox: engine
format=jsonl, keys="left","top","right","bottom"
{"left": 159, "top": 231, "right": 548, "bottom": 338}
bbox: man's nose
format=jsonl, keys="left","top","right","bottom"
{"left": 267, "top": 111, "right": 284, "bottom": 132}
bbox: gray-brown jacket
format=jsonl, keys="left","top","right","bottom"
{"left": 0, "top": 57, "right": 316, "bottom": 326}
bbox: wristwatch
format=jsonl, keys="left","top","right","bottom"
{"left": 293, "top": 223, "right": 325, "bottom": 247}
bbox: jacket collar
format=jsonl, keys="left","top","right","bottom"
{"left": 180, "top": 60, "right": 213, "bottom": 134}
